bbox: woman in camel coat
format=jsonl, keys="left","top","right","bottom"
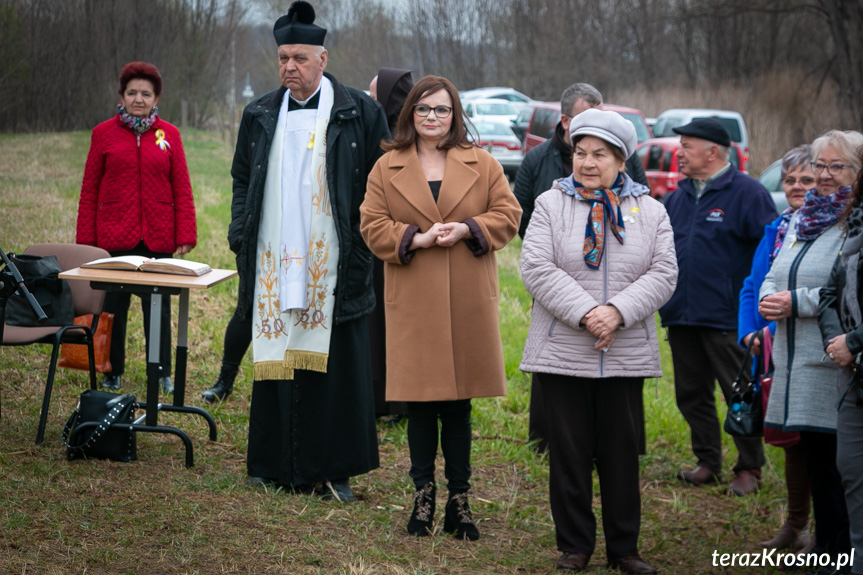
{"left": 361, "top": 75, "right": 520, "bottom": 541}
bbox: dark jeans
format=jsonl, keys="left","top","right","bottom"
{"left": 105, "top": 243, "right": 171, "bottom": 377}
{"left": 539, "top": 372, "right": 643, "bottom": 559}
{"left": 406, "top": 399, "right": 472, "bottom": 493}
{"left": 668, "top": 326, "right": 764, "bottom": 474}
{"left": 800, "top": 430, "right": 851, "bottom": 556}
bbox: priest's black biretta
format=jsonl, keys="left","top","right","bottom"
{"left": 273, "top": 1, "right": 327, "bottom": 46}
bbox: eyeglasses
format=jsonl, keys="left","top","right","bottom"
{"left": 413, "top": 104, "right": 453, "bottom": 118}
{"left": 810, "top": 162, "right": 856, "bottom": 176}
{"left": 782, "top": 176, "right": 816, "bottom": 187}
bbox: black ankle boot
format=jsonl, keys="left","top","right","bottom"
{"left": 443, "top": 490, "right": 479, "bottom": 541}
{"left": 202, "top": 370, "right": 236, "bottom": 404}
{"left": 407, "top": 481, "right": 436, "bottom": 536}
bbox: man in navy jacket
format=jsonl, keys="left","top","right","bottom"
{"left": 659, "top": 119, "right": 777, "bottom": 496}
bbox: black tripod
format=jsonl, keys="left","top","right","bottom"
{"left": 0, "top": 244, "right": 49, "bottom": 422}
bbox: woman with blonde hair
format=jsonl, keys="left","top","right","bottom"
{"left": 761, "top": 129, "right": 863, "bottom": 566}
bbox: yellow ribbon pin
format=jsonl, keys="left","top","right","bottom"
{"left": 155, "top": 129, "right": 170, "bottom": 151}
{"left": 308, "top": 131, "right": 315, "bottom": 149}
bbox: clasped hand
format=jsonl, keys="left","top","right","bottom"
{"left": 826, "top": 334, "right": 855, "bottom": 367}
{"left": 411, "top": 222, "right": 470, "bottom": 250}
{"left": 759, "top": 291, "right": 792, "bottom": 322}
{"left": 583, "top": 305, "right": 623, "bottom": 350}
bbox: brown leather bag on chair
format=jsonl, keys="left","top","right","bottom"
{"left": 58, "top": 312, "right": 113, "bottom": 373}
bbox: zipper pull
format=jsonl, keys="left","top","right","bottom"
{"left": 137, "top": 133, "right": 141, "bottom": 147}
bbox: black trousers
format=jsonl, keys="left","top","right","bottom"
{"left": 539, "top": 372, "right": 643, "bottom": 559}
{"left": 218, "top": 311, "right": 251, "bottom": 380}
{"left": 531, "top": 373, "right": 647, "bottom": 456}
{"left": 406, "top": 399, "right": 472, "bottom": 492}
{"left": 668, "top": 326, "right": 764, "bottom": 473}
{"left": 800, "top": 431, "right": 851, "bottom": 556}
{"left": 528, "top": 373, "right": 549, "bottom": 452}
{"left": 105, "top": 243, "right": 171, "bottom": 377}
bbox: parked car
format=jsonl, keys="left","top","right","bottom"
{"left": 522, "top": 102, "right": 653, "bottom": 154}
{"left": 523, "top": 102, "right": 561, "bottom": 153}
{"left": 470, "top": 120, "right": 523, "bottom": 180}
{"left": 510, "top": 107, "right": 534, "bottom": 143}
{"left": 757, "top": 158, "right": 788, "bottom": 212}
{"left": 652, "top": 108, "right": 750, "bottom": 171}
{"left": 634, "top": 136, "right": 745, "bottom": 200}
{"left": 463, "top": 98, "right": 520, "bottom": 124}
{"left": 460, "top": 87, "right": 536, "bottom": 112}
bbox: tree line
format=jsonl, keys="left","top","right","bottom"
{"left": 1, "top": 0, "right": 860, "bottom": 136}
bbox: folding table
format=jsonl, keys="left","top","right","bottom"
{"left": 59, "top": 267, "right": 237, "bottom": 467}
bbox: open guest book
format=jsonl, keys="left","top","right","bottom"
{"left": 81, "top": 256, "right": 212, "bottom": 277}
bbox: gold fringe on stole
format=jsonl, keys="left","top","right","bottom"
{"left": 285, "top": 350, "right": 329, "bottom": 373}
{"left": 254, "top": 361, "right": 295, "bottom": 381}
{"left": 252, "top": 352, "right": 329, "bottom": 381}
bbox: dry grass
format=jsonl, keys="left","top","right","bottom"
{"left": 0, "top": 130, "right": 790, "bottom": 574}
{"left": 612, "top": 72, "right": 850, "bottom": 174}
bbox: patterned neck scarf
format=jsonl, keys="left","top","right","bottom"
{"left": 793, "top": 185, "right": 852, "bottom": 241}
{"left": 117, "top": 104, "right": 159, "bottom": 134}
{"left": 574, "top": 173, "right": 625, "bottom": 269}
{"left": 770, "top": 207, "right": 796, "bottom": 266}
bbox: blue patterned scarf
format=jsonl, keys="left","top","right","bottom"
{"left": 794, "top": 186, "right": 852, "bottom": 240}
{"left": 574, "top": 173, "right": 625, "bottom": 269}
{"left": 118, "top": 105, "right": 159, "bottom": 134}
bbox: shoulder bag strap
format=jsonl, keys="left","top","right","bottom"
{"left": 731, "top": 335, "right": 758, "bottom": 394}
{"left": 62, "top": 394, "right": 135, "bottom": 452}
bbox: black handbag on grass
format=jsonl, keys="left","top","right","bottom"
{"left": 4, "top": 253, "right": 74, "bottom": 326}
{"left": 723, "top": 335, "right": 764, "bottom": 438}
{"left": 63, "top": 390, "right": 137, "bottom": 462}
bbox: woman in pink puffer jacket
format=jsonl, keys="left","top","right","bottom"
{"left": 520, "top": 109, "right": 677, "bottom": 575}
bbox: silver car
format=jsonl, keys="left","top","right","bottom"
{"left": 758, "top": 159, "right": 788, "bottom": 212}
{"left": 470, "top": 120, "right": 524, "bottom": 180}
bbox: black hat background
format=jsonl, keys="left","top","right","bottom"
{"left": 672, "top": 118, "right": 732, "bottom": 147}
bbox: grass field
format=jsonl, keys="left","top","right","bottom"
{"left": 0, "top": 130, "right": 788, "bottom": 574}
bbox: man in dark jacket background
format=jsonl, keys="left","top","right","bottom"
{"left": 513, "top": 82, "right": 649, "bottom": 452}
{"left": 227, "top": 1, "right": 389, "bottom": 502}
{"left": 514, "top": 82, "right": 648, "bottom": 239}
{"left": 659, "top": 119, "right": 777, "bottom": 496}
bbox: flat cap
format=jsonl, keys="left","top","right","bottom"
{"left": 274, "top": 1, "right": 326, "bottom": 46}
{"left": 672, "top": 118, "right": 731, "bottom": 147}
{"left": 570, "top": 108, "right": 638, "bottom": 159}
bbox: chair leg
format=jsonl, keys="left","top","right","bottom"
{"left": 36, "top": 326, "right": 94, "bottom": 444}
{"left": 36, "top": 336, "right": 64, "bottom": 445}
{"left": 86, "top": 329, "right": 97, "bottom": 390}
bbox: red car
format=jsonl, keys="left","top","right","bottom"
{"left": 523, "top": 102, "right": 653, "bottom": 154}
{"left": 634, "top": 136, "right": 746, "bottom": 200}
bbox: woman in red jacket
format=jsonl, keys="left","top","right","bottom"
{"left": 76, "top": 61, "right": 197, "bottom": 393}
